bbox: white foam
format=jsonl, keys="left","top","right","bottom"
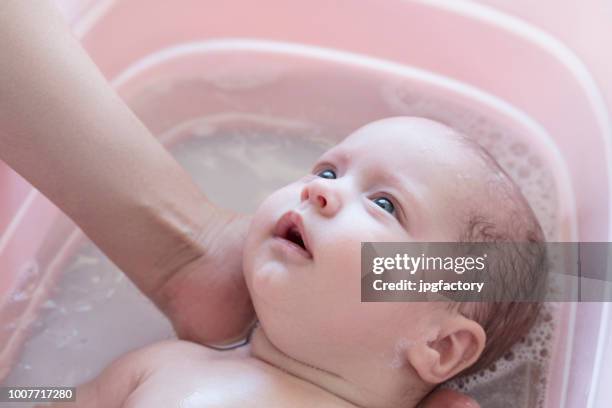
{"left": 445, "top": 303, "right": 559, "bottom": 408}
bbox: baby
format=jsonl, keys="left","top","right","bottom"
{"left": 51, "top": 117, "right": 545, "bottom": 408}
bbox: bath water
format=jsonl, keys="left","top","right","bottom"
{"left": 2, "top": 43, "right": 567, "bottom": 408}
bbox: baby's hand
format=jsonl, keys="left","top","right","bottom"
{"left": 156, "top": 210, "right": 256, "bottom": 346}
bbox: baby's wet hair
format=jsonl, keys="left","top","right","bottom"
{"left": 452, "top": 135, "right": 547, "bottom": 376}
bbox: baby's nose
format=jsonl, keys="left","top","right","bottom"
{"left": 301, "top": 179, "right": 341, "bottom": 216}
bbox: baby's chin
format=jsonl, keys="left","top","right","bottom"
{"left": 243, "top": 256, "right": 296, "bottom": 311}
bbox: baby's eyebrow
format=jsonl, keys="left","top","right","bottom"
{"left": 374, "top": 171, "right": 422, "bottom": 215}
{"left": 316, "top": 149, "right": 350, "bottom": 168}
{"left": 391, "top": 178, "right": 412, "bottom": 203}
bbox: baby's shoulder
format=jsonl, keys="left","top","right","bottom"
{"left": 70, "top": 340, "right": 226, "bottom": 408}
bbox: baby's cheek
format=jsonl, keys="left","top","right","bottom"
{"left": 248, "top": 259, "right": 281, "bottom": 299}
{"left": 316, "top": 240, "right": 361, "bottom": 297}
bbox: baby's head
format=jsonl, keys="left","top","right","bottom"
{"left": 244, "top": 117, "right": 545, "bottom": 406}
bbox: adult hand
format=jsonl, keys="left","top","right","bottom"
{"left": 420, "top": 388, "right": 479, "bottom": 408}
{"left": 155, "top": 210, "right": 256, "bottom": 345}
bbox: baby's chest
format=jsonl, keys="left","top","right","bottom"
{"left": 129, "top": 356, "right": 352, "bottom": 408}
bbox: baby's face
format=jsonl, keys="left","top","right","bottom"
{"left": 244, "top": 117, "right": 490, "bottom": 370}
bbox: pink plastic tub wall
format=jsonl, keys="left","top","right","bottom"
{"left": 1, "top": 0, "right": 611, "bottom": 406}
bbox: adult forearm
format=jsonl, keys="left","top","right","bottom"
{"left": 0, "top": 0, "right": 213, "bottom": 297}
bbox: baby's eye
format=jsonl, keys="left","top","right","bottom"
{"left": 372, "top": 197, "right": 395, "bottom": 214}
{"left": 317, "top": 169, "right": 336, "bottom": 179}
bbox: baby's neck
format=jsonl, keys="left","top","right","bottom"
{"left": 248, "top": 326, "right": 425, "bottom": 408}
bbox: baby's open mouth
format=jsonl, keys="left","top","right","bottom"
{"left": 273, "top": 211, "right": 312, "bottom": 258}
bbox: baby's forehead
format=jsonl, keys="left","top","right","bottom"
{"left": 328, "top": 118, "right": 474, "bottom": 169}
{"left": 340, "top": 117, "right": 463, "bottom": 152}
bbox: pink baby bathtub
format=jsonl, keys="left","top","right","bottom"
{"left": 1, "top": 0, "right": 611, "bottom": 407}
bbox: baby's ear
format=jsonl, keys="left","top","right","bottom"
{"left": 406, "top": 316, "right": 485, "bottom": 384}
